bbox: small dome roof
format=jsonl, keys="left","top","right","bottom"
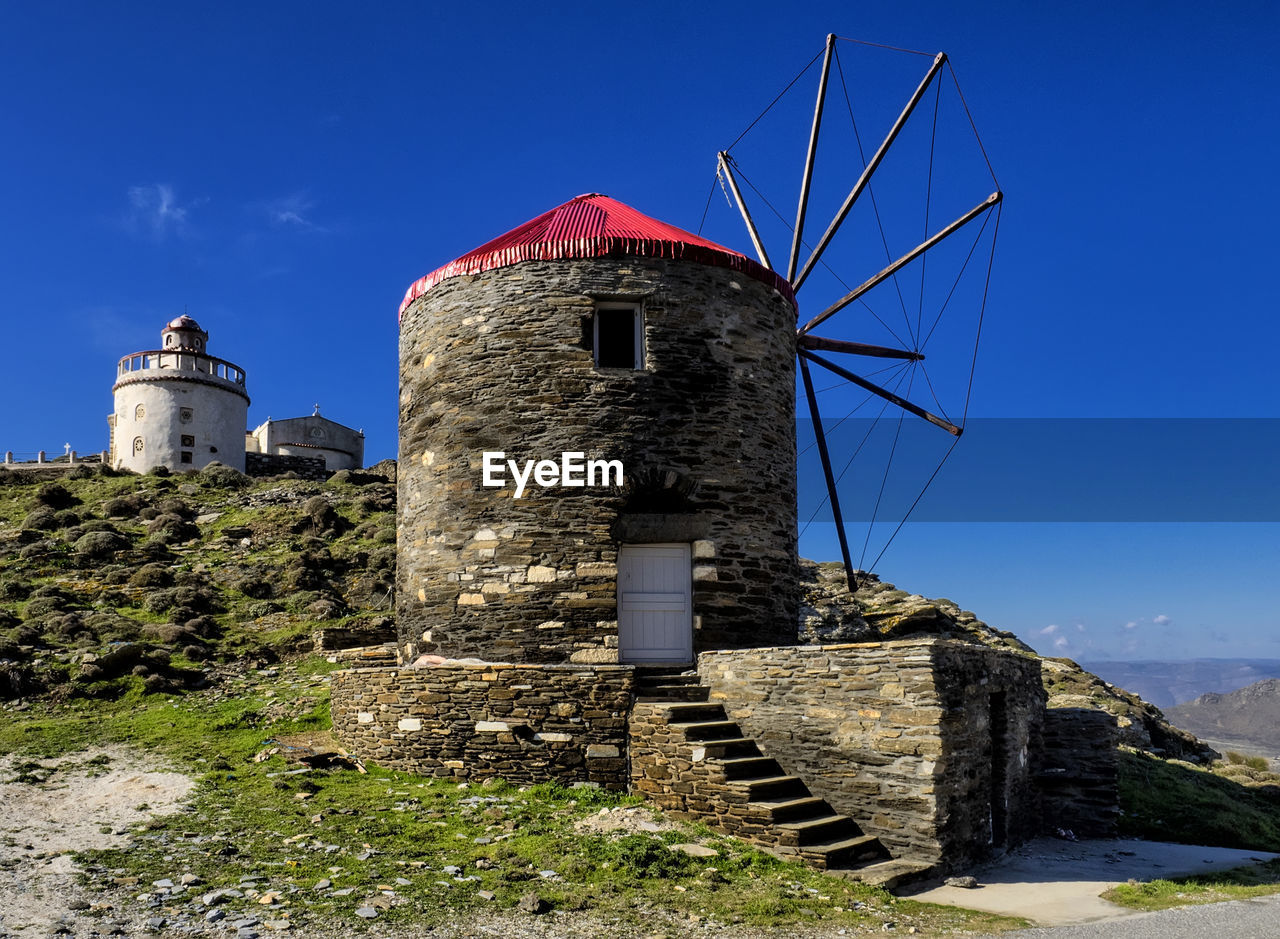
{"left": 399, "top": 193, "right": 795, "bottom": 319}
{"left": 165, "top": 314, "right": 206, "bottom": 334}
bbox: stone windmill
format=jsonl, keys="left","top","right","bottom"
{"left": 332, "top": 39, "right": 1112, "bottom": 883}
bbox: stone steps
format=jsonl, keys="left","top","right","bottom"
{"left": 630, "top": 685, "right": 893, "bottom": 879}
{"left": 633, "top": 668, "right": 708, "bottom": 702}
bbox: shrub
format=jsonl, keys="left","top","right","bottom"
{"left": 24, "top": 596, "right": 69, "bottom": 619}
{"left": 142, "top": 622, "right": 197, "bottom": 645}
{"left": 199, "top": 463, "right": 249, "bottom": 490}
{"left": 182, "top": 615, "right": 220, "bottom": 639}
{"left": 74, "top": 530, "right": 130, "bottom": 560}
{"left": 235, "top": 575, "right": 275, "bottom": 599}
{"left": 19, "top": 540, "right": 60, "bottom": 560}
{"left": 102, "top": 495, "right": 144, "bottom": 518}
{"left": 246, "top": 601, "right": 282, "bottom": 618}
{"left": 138, "top": 506, "right": 160, "bottom": 521}
{"left": 157, "top": 498, "right": 195, "bottom": 519}
{"left": 35, "top": 482, "right": 78, "bottom": 509}
{"left": 129, "top": 563, "right": 175, "bottom": 588}
{"left": 307, "top": 598, "right": 345, "bottom": 620}
{"left": 181, "top": 643, "right": 209, "bottom": 662}
{"left": 143, "top": 585, "right": 219, "bottom": 616}
{"left": 96, "top": 588, "right": 131, "bottom": 607}
{"left": 146, "top": 514, "right": 199, "bottom": 544}
{"left": 300, "top": 496, "right": 343, "bottom": 535}
{"left": 10, "top": 624, "right": 40, "bottom": 645}
{"left": 67, "top": 464, "right": 94, "bottom": 480}
{"left": 0, "top": 662, "right": 42, "bottom": 699}
{"left": 137, "top": 540, "right": 174, "bottom": 562}
{"left": 148, "top": 465, "right": 171, "bottom": 477}
{"left": 53, "top": 510, "right": 83, "bottom": 528}
{"left": 21, "top": 507, "right": 58, "bottom": 531}
{"left": 0, "top": 580, "right": 31, "bottom": 601}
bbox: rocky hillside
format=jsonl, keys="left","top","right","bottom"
{"left": 800, "top": 560, "right": 1218, "bottom": 763}
{"left": 0, "top": 465, "right": 1217, "bottom": 764}
{"left": 0, "top": 461, "right": 396, "bottom": 700}
{"left": 1167, "top": 679, "right": 1280, "bottom": 758}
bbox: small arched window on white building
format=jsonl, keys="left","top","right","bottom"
{"left": 133, "top": 436, "right": 144, "bottom": 454}
{"left": 135, "top": 404, "right": 146, "bottom": 421}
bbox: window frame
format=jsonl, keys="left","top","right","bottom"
{"left": 592, "top": 302, "right": 644, "bottom": 371}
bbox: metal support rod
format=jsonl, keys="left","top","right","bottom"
{"left": 801, "top": 349, "right": 962, "bottom": 436}
{"left": 717, "top": 152, "right": 773, "bottom": 270}
{"left": 799, "top": 191, "right": 1002, "bottom": 335}
{"left": 787, "top": 33, "right": 836, "bottom": 283}
{"left": 799, "top": 353, "right": 857, "bottom": 592}
{"left": 794, "top": 52, "right": 948, "bottom": 293}
{"left": 798, "top": 333, "right": 923, "bottom": 361}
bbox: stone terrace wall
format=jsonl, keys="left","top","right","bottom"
{"left": 397, "top": 257, "right": 799, "bottom": 664}
{"left": 697, "top": 640, "right": 1044, "bottom": 869}
{"left": 331, "top": 663, "right": 634, "bottom": 788}
{"left": 1038, "top": 707, "right": 1119, "bottom": 837}
{"left": 246, "top": 451, "right": 328, "bottom": 480}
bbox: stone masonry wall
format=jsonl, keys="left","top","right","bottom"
{"left": 397, "top": 257, "right": 799, "bottom": 664}
{"left": 330, "top": 663, "right": 634, "bottom": 788}
{"left": 246, "top": 451, "right": 329, "bottom": 480}
{"left": 1037, "top": 707, "right": 1119, "bottom": 837}
{"left": 696, "top": 640, "right": 1044, "bottom": 869}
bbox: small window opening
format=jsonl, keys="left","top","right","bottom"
{"left": 181, "top": 434, "right": 195, "bottom": 447}
{"left": 594, "top": 304, "right": 642, "bottom": 369}
{"left": 180, "top": 451, "right": 193, "bottom": 464}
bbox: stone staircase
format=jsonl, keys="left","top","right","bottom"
{"left": 630, "top": 668, "right": 928, "bottom": 887}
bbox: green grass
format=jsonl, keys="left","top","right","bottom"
{"left": 1119, "top": 748, "right": 1280, "bottom": 852}
{"left": 1102, "top": 859, "right": 1280, "bottom": 911}
{"left": 0, "top": 658, "right": 1025, "bottom": 935}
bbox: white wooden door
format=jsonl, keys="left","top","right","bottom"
{"left": 617, "top": 544, "right": 692, "bottom": 663}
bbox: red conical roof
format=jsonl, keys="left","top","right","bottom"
{"left": 398, "top": 193, "right": 795, "bottom": 319}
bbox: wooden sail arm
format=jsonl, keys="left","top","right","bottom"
{"left": 798, "top": 333, "right": 923, "bottom": 361}
{"left": 800, "top": 349, "right": 962, "bottom": 437}
{"left": 788, "top": 34, "right": 836, "bottom": 282}
{"left": 717, "top": 152, "right": 772, "bottom": 270}
{"left": 799, "top": 353, "right": 857, "bottom": 592}
{"left": 793, "top": 51, "right": 948, "bottom": 292}
{"left": 799, "top": 191, "right": 1001, "bottom": 336}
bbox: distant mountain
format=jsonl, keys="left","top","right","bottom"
{"left": 1080, "top": 659, "right": 1280, "bottom": 709}
{"left": 1166, "top": 678, "right": 1280, "bottom": 759}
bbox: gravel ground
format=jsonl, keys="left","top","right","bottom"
{"left": 0, "top": 747, "right": 194, "bottom": 938}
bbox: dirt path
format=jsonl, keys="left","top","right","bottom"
{"left": 0, "top": 747, "right": 194, "bottom": 936}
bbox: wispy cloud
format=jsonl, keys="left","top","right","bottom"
{"left": 1053, "top": 636, "right": 1069, "bottom": 650}
{"left": 126, "top": 184, "right": 195, "bottom": 238}
{"left": 265, "top": 193, "right": 327, "bottom": 232}
{"left": 1152, "top": 614, "right": 1172, "bottom": 626}
{"left": 1040, "top": 624, "right": 1059, "bottom": 635}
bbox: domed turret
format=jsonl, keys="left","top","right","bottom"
{"left": 161, "top": 314, "right": 209, "bottom": 353}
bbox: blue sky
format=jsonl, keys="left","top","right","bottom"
{"left": 2, "top": 1, "right": 1276, "bottom": 660}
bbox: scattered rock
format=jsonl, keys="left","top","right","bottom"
{"left": 517, "top": 892, "right": 549, "bottom": 915}
{"left": 670, "top": 843, "right": 719, "bottom": 858}
{"left": 354, "top": 907, "right": 378, "bottom": 919}
{"left": 945, "top": 875, "right": 978, "bottom": 888}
